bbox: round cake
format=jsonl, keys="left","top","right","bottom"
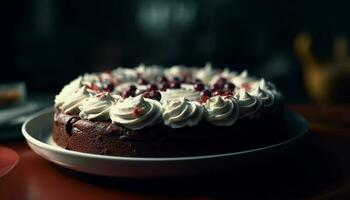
{"left": 53, "top": 63, "right": 285, "bottom": 157}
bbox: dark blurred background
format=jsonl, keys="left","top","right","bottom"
{"left": 3, "top": 0, "right": 350, "bottom": 103}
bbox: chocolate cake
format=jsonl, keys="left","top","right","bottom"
{"left": 53, "top": 63, "right": 285, "bottom": 157}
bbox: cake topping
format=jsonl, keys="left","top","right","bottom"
{"left": 157, "top": 76, "right": 169, "bottom": 83}
{"left": 224, "top": 82, "right": 235, "bottom": 91}
{"left": 209, "top": 68, "right": 237, "bottom": 85}
{"left": 241, "top": 82, "right": 252, "bottom": 91}
{"left": 79, "top": 92, "right": 117, "bottom": 121}
{"left": 237, "top": 89, "right": 262, "bottom": 119}
{"left": 87, "top": 82, "right": 101, "bottom": 93}
{"left": 110, "top": 95, "right": 162, "bottom": 130}
{"left": 112, "top": 67, "right": 138, "bottom": 83}
{"left": 195, "top": 62, "right": 217, "bottom": 84}
{"left": 162, "top": 98, "right": 204, "bottom": 128}
{"left": 194, "top": 82, "right": 205, "bottom": 92}
{"left": 159, "top": 82, "right": 170, "bottom": 91}
{"left": 249, "top": 83, "right": 275, "bottom": 108}
{"left": 164, "top": 65, "right": 191, "bottom": 80}
{"left": 231, "top": 70, "right": 256, "bottom": 88}
{"left": 61, "top": 86, "right": 90, "bottom": 114}
{"left": 137, "top": 78, "right": 149, "bottom": 85}
{"left": 161, "top": 89, "right": 201, "bottom": 103}
{"left": 82, "top": 73, "right": 101, "bottom": 85}
{"left": 200, "top": 89, "right": 212, "bottom": 103}
{"left": 135, "top": 64, "right": 164, "bottom": 81}
{"left": 55, "top": 76, "right": 83, "bottom": 106}
{"left": 220, "top": 68, "right": 237, "bottom": 80}
{"left": 221, "top": 89, "right": 235, "bottom": 98}
{"left": 148, "top": 83, "right": 158, "bottom": 91}
{"left": 181, "top": 83, "right": 195, "bottom": 91}
{"left": 169, "top": 80, "right": 181, "bottom": 89}
{"left": 204, "top": 96, "right": 239, "bottom": 126}
{"left": 55, "top": 64, "right": 283, "bottom": 128}
{"left": 258, "top": 79, "right": 283, "bottom": 113}
{"left": 258, "top": 78, "right": 276, "bottom": 90}
{"left": 102, "top": 82, "right": 114, "bottom": 92}
{"left": 143, "top": 90, "right": 162, "bottom": 101}
{"left": 121, "top": 85, "right": 137, "bottom": 98}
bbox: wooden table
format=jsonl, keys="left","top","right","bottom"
{"left": 1, "top": 105, "right": 350, "bottom": 200}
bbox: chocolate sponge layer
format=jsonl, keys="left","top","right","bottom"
{"left": 53, "top": 111, "right": 288, "bottom": 157}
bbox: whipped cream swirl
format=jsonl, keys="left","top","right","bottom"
{"left": 204, "top": 96, "right": 239, "bottom": 126}
{"left": 221, "top": 68, "right": 237, "bottom": 79}
{"left": 181, "top": 83, "right": 195, "bottom": 91}
{"left": 112, "top": 67, "right": 138, "bottom": 82}
{"left": 209, "top": 68, "right": 237, "bottom": 85}
{"left": 258, "top": 79, "right": 283, "bottom": 113}
{"left": 195, "top": 62, "right": 217, "bottom": 84}
{"left": 259, "top": 79, "right": 282, "bottom": 100}
{"left": 237, "top": 89, "right": 262, "bottom": 118}
{"left": 79, "top": 93, "right": 119, "bottom": 121}
{"left": 231, "top": 70, "right": 256, "bottom": 88}
{"left": 135, "top": 64, "right": 163, "bottom": 80}
{"left": 82, "top": 73, "right": 101, "bottom": 85}
{"left": 164, "top": 65, "right": 192, "bottom": 79}
{"left": 61, "top": 86, "right": 90, "bottom": 114}
{"left": 249, "top": 84, "right": 275, "bottom": 108}
{"left": 161, "top": 89, "right": 200, "bottom": 103}
{"left": 258, "top": 78, "right": 276, "bottom": 90}
{"left": 55, "top": 76, "right": 82, "bottom": 106}
{"left": 110, "top": 95, "right": 162, "bottom": 130}
{"left": 162, "top": 98, "right": 204, "bottom": 128}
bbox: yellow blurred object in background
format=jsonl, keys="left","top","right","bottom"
{"left": 295, "top": 33, "right": 350, "bottom": 103}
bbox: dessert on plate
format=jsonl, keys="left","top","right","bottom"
{"left": 53, "top": 63, "right": 286, "bottom": 157}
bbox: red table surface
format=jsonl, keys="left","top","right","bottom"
{"left": 1, "top": 104, "right": 350, "bottom": 200}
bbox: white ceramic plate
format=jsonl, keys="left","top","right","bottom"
{"left": 22, "top": 108, "right": 308, "bottom": 178}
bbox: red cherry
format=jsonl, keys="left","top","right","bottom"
{"left": 193, "top": 79, "right": 202, "bottom": 84}
{"left": 137, "top": 78, "right": 149, "bottom": 85}
{"left": 122, "top": 90, "right": 135, "bottom": 98}
{"left": 194, "top": 83, "right": 205, "bottom": 91}
{"left": 170, "top": 81, "right": 181, "bottom": 89}
{"left": 103, "top": 83, "right": 114, "bottom": 92}
{"left": 148, "top": 84, "right": 158, "bottom": 91}
{"left": 172, "top": 77, "right": 180, "bottom": 82}
{"left": 213, "top": 90, "right": 224, "bottom": 96}
{"left": 160, "top": 82, "right": 170, "bottom": 91}
{"left": 200, "top": 89, "right": 211, "bottom": 97}
{"left": 150, "top": 90, "right": 161, "bottom": 101}
{"left": 143, "top": 90, "right": 162, "bottom": 101}
{"left": 213, "top": 77, "right": 227, "bottom": 90}
{"left": 200, "top": 89, "right": 211, "bottom": 104}
{"left": 181, "top": 76, "right": 192, "bottom": 83}
{"left": 212, "top": 83, "right": 222, "bottom": 91}
{"left": 158, "top": 76, "right": 168, "bottom": 83}
{"left": 224, "top": 82, "right": 235, "bottom": 91}
{"left": 142, "top": 92, "right": 151, "bottom": 99}
{"left": 200, "top": 96, "right": 210, "bottom": 104}
{"left": 216, "top": 77, "right": 227, "bottom": 85}
{"left": 128, "top": 85, "right": 137, "bottom": 92}
{"left": 222, "top": 89, "right": 233, "bottom": 97}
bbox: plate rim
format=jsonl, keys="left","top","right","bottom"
{"left": 22, "top": 108, "right": 308, "bottom": 162}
